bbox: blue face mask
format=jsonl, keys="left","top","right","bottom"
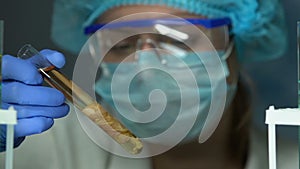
{"left": 95, "top": 49, "right": 237, "bottom": 145}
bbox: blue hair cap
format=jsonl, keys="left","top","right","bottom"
{"left": 51, "top": 0, "right": 287, "bottom": 63}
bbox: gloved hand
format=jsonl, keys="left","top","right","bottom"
{"left": 0, "top": 49, "right": 69, "bottom": 152}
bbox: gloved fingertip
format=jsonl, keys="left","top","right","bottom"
{"left": 40, "top": 49, "right": 66, "bottom": 68}
{"left": 59, "top": 104, "right": 70, "bottom": 118}
{"left": 38, "top": 118, "right": 54, "bottom": 134}
{"left": 65, "top": 104, "right": 70, "bottom": 115}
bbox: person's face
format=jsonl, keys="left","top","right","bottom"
{"left": 96, "top": 5, "right": 239, "bottom": 85}
{"left": 92, "top": 6, "right": 239, "bottom": 148}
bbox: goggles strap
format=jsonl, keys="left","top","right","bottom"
{"left": 220, "top": 41, "right": 234, "bottom": 61}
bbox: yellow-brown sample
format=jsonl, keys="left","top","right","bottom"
{"left": 82, "top": 102, "right": 143, "bottom": 154}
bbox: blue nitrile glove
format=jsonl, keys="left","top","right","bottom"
{"left": 0, "top": 49, "right": 70, "bottom": 152}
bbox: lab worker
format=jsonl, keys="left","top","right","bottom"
{"left": 0, "top": 0, "right": 290, "bottom": 169}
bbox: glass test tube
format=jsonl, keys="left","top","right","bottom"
{"left": 17, "top": 44, "right": 143, "bottom": 154}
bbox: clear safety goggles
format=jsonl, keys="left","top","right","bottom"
{"left": 85, "top": 17, "right": 232, "bottom": 64}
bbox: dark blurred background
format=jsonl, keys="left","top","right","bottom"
{"left": 0, "top": 0, "right": 300, "bottom": 140}
{"left": 0, "top": 0, "right": 76, "bottom": 78}
{"left": 243, "top": 0, "right": 300, "bottom": 140}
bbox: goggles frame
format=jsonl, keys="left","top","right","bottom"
{"left": 85, "top": 17, "right": 232, "bottom": 64}
{"left": 84, "top": 17, "right": 231, "bottom": 35}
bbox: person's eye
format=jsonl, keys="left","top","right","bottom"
{"left": 112, "top": 41, "right": 134, "bottom": 51}
{"left": 113, "top": 44, "right": 129, "bottom": 50}
{"left": 113, "top": 42, "right": 133, "bottom": 50}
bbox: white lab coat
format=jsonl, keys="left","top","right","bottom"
{"left": 0, "top": 108, "right": 298, "bottom": 169}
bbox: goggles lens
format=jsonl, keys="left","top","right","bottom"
{"left": 86, "top": 17, "right": 231, "bottom": 63}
